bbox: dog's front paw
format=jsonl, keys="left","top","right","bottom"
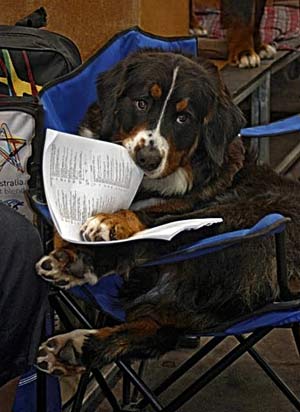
{"left": 36, "top": 329, "right": 95, "bottom": 375}
{"left": 36, "top": 248, "right": 98, "bottom": 289}
{"left": 81, "top": 210, "right": 146, "bottom": 241}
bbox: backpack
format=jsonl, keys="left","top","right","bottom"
{"left": 0, "top": 25, "right": 81, "bottom": 96}
{"left": 0, "top": 25, "right": 81, "bottom": 221}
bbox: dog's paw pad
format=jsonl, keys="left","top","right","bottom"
{"left": 36, "top": 332, "right": 92, "bottom": 376}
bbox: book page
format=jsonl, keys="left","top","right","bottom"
{"left": 43, "top": 129, "right": 223, "bottom": 244}
{"left": 69, "top": 218, "right": 223, "bottom": 244}
{"left": 43, "top": 129, "right": 144, "bottom": 241}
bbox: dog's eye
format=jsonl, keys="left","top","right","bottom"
{"left": 176, "top": 113, "right": 189, "bottom": 124}
{"left": 135, "top": 99, "right": 148, "bottom": 111}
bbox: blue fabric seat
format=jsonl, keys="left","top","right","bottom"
{"left": 71, "top": 213, "right": 298, "bottom": 334}
{"left": 240, "top": 114, "right": 300, "bottom": 137}
{"left": 31, "top": 26, "right": 300, "bottom": 412}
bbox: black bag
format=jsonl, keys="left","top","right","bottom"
{"left": 0, "top": 96, "right": 43, "bottom": 221}
{"left": 0, "top": 25, "right": 81, "bottom": 96}
{"left": 0, "top": 25, "right": 81, "bottom": 220}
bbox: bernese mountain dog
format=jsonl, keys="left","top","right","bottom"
{"left": 190, "top": 0, "right": 276, "bottom": 68}
{"left": 36, "top": 50, "right": 300, "bottom": 376}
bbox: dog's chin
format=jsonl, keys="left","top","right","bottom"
{"left": 143, "top": 168, "right": 164, "bottom": 179}
{"left": 142, "top": 162, "right": 170, "bottom": 179}
{"left": 138, "top": 154, "right": 169, "bottom": 179}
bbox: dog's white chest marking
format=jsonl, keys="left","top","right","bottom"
{"left": 130, "top": 197, "right": 167, "bottom": 211}
{"left": 142, "top": 167, "right": 192, "bottom": 196}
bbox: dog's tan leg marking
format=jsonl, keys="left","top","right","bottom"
{"left": 36, "top": 320, "right": 160, "bottom": 376}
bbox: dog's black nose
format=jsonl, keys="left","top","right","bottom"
{"left": 136, "top": 146, "right": 162, "bottom": 171}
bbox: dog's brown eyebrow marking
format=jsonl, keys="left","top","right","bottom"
{"left": 150, "top": 83, "right": 162, "bottom": 99}
{"left": 203, "top": 108, "right": 214, "bottom": 125}
{"left": 176, "top": 99, "right": 189, "bottom": 112}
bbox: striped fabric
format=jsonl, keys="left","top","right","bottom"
{"left": 194, "top": 6, "right": 300, "bottom": 49}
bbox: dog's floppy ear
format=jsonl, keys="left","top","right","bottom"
{"left": 96, "top": 61, "right": 127, "bottom": 138}
{"left": 198, "top": 59, "right": 246, "bottom": 166}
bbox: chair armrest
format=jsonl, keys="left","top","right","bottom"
{"left": 142, "top": 213, "right": 290, "bottom": 266}
{"left": 240, "top": 114, "right": 300, "bottom": 138}
{"left": 29, "top": 195, "right": 53, "bottom": 226}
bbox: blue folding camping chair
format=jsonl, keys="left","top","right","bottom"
{"left": 30, "top": 27, "right": 300, "bottom": 412}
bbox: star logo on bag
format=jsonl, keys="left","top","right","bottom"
{"left": 0, "top": 123, "right": 26, "bottom": 172}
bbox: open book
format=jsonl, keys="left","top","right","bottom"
{"left": 43, "top": 129, "right": 223, "bottom": 244}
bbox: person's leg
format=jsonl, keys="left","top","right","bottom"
{"left": 0, "top": 203, "right": 49, "bottom": 406}
{"left": 0, "top": 377, "right": 20, "bottom": 412}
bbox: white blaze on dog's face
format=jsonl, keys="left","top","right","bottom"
{"left": 123, "top": 66, "right": 179, "bottom": 180}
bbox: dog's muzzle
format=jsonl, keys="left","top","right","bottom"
{"left": 135, "top": 145, "right": 162, "bottom": 172}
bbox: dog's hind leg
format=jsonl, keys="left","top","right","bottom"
{"left": 36, "top": 308, "right": 193, "bottom": 376}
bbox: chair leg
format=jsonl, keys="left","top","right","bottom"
{"left": 51, "top": 290, "right": 122, "bottom": 411}
{"left": 163, "top": 328, "right": 272, "bottom": 412}
{"left": 71, "top": 372, "right": 90, "bottom": 412}
{"left": 122, "top": 362, "right": 131, "bottom": 406}
{"left": 36, "top": 369, "right": 47, "bottom": 412}
{"left": 36, "top": 309, "right": 54, "bottom": 412}
{"left": 92, "top": 368, "right": 122, "bottom": 411}
{"left": 292, "top": 324, "right": 300, "bottom": 355}
{"left": 237, "top": 334, "right": 300, "bottom": 411}
{"left": 117, "top": 361, "right": 164, "bottom": 411}
{"left": 130, "top": 360, "right": 147, "bottom": 404}
{"left": 121, "top": 360, "right": 148, "bottom": 407}
{"left": 137, "top": 335, "right": 225, "bottom": 410}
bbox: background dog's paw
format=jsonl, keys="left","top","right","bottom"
{"left": 36, "top": 330, "right": 94, "bottom": 375}
{"left": 258, "top": 43, "right": 276, "bottom": 60}
{"left": 36, "top": 248, "right": 98, "bottom": 289}
{"left": 230, "top": 49, "right": 261, "bottom": 68}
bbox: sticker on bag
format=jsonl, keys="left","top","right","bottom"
{"left": 0, "top": 110, "right": 35, "bottom": 221}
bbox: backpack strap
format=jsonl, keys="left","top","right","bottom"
{"left": 0, "top": 51, "right": 16, "bottom": 96}
{"left": 22, "top": 50, "right": 39, "bottom": 97}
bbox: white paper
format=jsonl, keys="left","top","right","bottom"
{"left": 43, "top": 129, "right": 223, "bottom": 244}
{"left": 43, "top": 129, "right": 144, "bottom": 241}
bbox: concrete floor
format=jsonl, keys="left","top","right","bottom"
{"left": 97, "top": 328, "right": 300, "bottom": 412}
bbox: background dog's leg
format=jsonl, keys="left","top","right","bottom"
{"left": 253, "top": 0, "right": 276, "bottom": 61}
{"left": 222, "top": 0, "right": 264, "bottom": 68}
{"left": 223, "top": 0, "right": 275, "bottom": 67}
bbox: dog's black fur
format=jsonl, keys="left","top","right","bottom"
{"left": 36, "top": 50, "right": 300, "bottom": 376}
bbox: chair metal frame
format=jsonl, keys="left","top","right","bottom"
{"left": 37, "top": 214, "right": 300, "bottom": 412}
